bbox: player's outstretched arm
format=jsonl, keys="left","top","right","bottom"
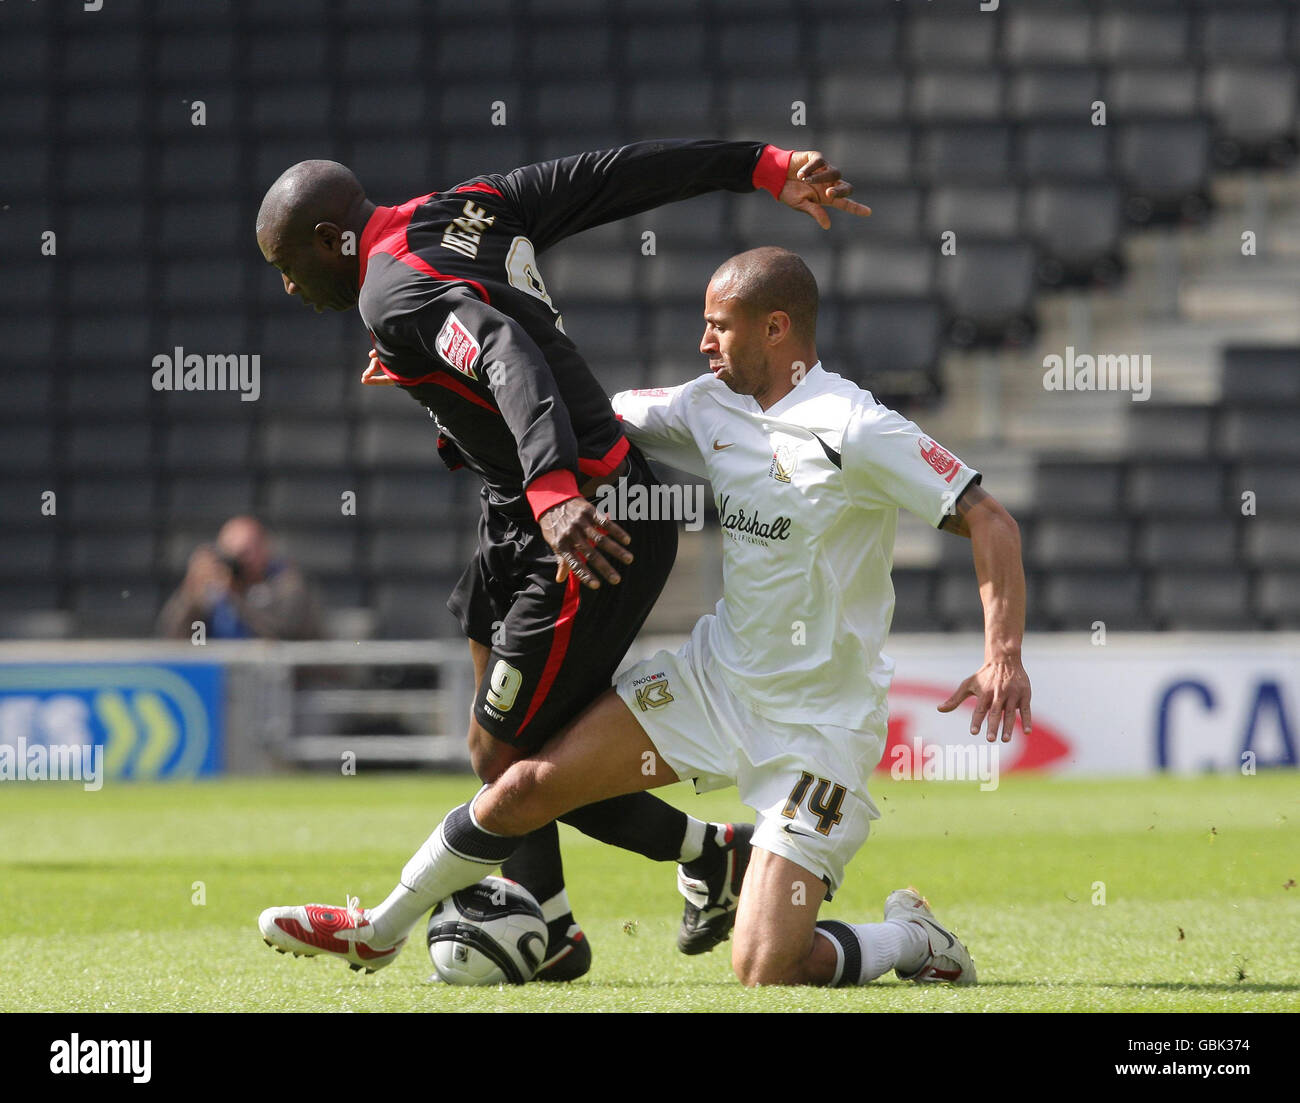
{"left": 778, "top": 151, "right": 872, "bottom": 228}
{"left": 936, "top": 483, "right": 1032, "bottom": 742}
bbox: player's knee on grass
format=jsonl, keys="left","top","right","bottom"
{"left": 731, "top": 935, "right": 809, "bottom": 987}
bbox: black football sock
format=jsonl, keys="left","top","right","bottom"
{"left": 558, "top": 792, "right": 689, "bottom": 863}
{"left": 680, "top": 821, "right": 730, "bottom": 880}
{"left": 501, "top": 822, "right": 567, "bottom": 906}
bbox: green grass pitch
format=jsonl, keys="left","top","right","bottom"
{"left": 1, "top": 772, "right": 1297, "bottom": 1013}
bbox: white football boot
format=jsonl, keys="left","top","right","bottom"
{"left": 884, "top": 887, "right": 977, "bottom": 985}
{"left": 258, "top": 895, "right": 406, "bottom": 974}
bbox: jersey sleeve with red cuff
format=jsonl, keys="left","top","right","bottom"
{"left": 372, "top": 290, "right": 584, "bottom": 519}
{"left": 474, "top": 140, "right": 793, "bottom": 253}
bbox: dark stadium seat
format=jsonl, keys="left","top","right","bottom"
{"left": 647, "top": 303, "right": 709, "bottom": 362}
{"left": 838, "top": 243, "right": 936, "bottom": 298}
{"left": 0, "top": 533, "right": 59, "bottom": 580}
{"left": 366, "top": 528, "right": 467, "bottom": 578}
{"left": 61, "top": 90, "right": 145, "bottom": 138}
{"left": 70, "top": 532, "right": 157, "bottom": 578}
{"left": 925, "top": 186, "right": 1021, "bottom": 242}
{"left": 1137, "top": 518, "right": 1238, "bottom": 567}
{"left": 0, "top": 32, "right": 50, "bottom": 84}
{"left": 1007, "top": 68, "right": 1103, "bottom": 121}
{"left": 66, "top": 422, "right": 153, "bottom": 473}
{"left": 723, "top": 76, "right": 811, "bottom": 134}
{"left": 1256, "top": 572, "right": 1300, "bottom": 627}
{"left": 910, "top": 70, "right": 1004, "bottom": 123}
{"left": 1150, "top": 570, "right": 1253, "bottom": 630}
{"left": 643, "top": 249, "right": 734, "bottom": 304}
{"left": 159, "top": 141, "right": 240, "bottom": 197}
{"left": 1200, "top": 6, "right": 1290, "bottom": 62}
{"left": 1002, "top": 8, "right": 1094, "bottom": 65}
{"left": 935, "top": 568, "right": 988, "bottom": 630}
{"left": 558, "top": 303, "right": 641, "bottom": 360}
{"left": 264, "top": 473, "right": 363, "bottom": 525}
{"left": 906, "top": 13, "right": 998, "bottom": 65}
{"left": 1017, "top": 121, "right": 1112, "bottom": 182}
{"left": 812, "top": 15, "right": 900, "bottom": 69}
{"left": 641, "top": 193, "right": 732, "bottom": 247}
{"left": 624, "top": 23, "right": 706, "bottom": 72}
{"left": 844, "top": 186, "right": 923, "bottom": 241}
{"left": 6, "top": 145, "right": 50, "bottom": 196}
{"left": 1218, "top": 410, "right": 1300, "bottom": 460}
{"left": 1104, "top": 66, "right": 1199, "bottom": 119}
{"left": 839, "top": 299, "right": 944, "bottom": 402}
{"left": 537, "top": 130, "right": 625, "bottom": 164}
{"left": 61, "top": 30, "right": 145, "bottom": 81}
{"left": 534, "top": 80, "right": 620, "bottom": 130}
{"left": 918, "top": 124, "right": 1013, "bottom": 183}
{"left": 364, "top": 473, "right": 459, "bottom": 525}
{"left": 1097, "top": 9, "right": 1191, "bottom": 64}
{"left": 1230, "top": 465, "right": 1300, "bottom": 513}
{"left": 1204, "top": 66, "right": 1299, "bottom": 168}
{"left": 164, "top": 475, "right": 257, "bottom": 524}
{"left": 65, "top": 144, "right": 146, "bottom": 197}
{"left": 72, "top": 582, "right": 162, "bottom": 638}
{"left": 1126, "top": 404, "right": 1215, "bottom": 458}
{"left": 65, "top": 365, "right": 152, "bottom": 417}
{"left": 1030, "top": 518, "right": 1132, "bottom": 569}
{"left": 1042, "top": 570, "right": 1149, "bottom": 631}
{"left": 68, "top": 477, "right": 159, "bottom": 525}
{"left": 1024, "top": 182, "right": 1124, "bottom": 287}
{"left": 1127, "top": 462, "right": 1226, "bottom": 517}
{"left": 822, "top": 126, "right": 914, "bottom": 186}
{"left": 4, "top": 262, "right": 54, "bottom": 308}
{"left": 355, "top": 418, "right": 441, "bottom": 471}
{"left": 628, "top": 78, "right": 717, "bottom": 133}
{"left": 546, "top": 248, "right": 641, "bottom": 302}
{"left": 156, "top": 32, "right": 236, "bottom": 80}
{"left": 345, "top": 86, "right": 427, "bottom": 136}
{"left": 159, "top": 200, "right": 244, "bottom": 255}
{"left": 1116, "top": 119, "right": 1213, "bottom": 224}
{"left": 1221, "top": 346, "right": 1300, "bottom": 404}
{"left": 439, "top": 136, "right": 528, "bottom": 183}
{"left": 1034, "top": 462, "right": 1125, "bottom": 516}
{"left": 374, "top": 581, "right": 461, "bottom": 638}
{"left": 718, "top": 21, "right": 802, "bottom": 73}
{"left": 0, "top": 426, "right": 54, "bottom": 475}
{"left": 66, "top": 259, "right": 149, "bottom": 310}
{"left": 278, "top": 527, "right": 360, "bottom": 576}
{"left": 260, "top": 419, "right": 353, "bottom": 469}
{"left": 163, "top": 421, "right": 255, "bottom": 472}
{"left": 888, "top": 569, "right": 936, "bottom": 632}
{"left": 938, "top": 241, "right": 1038, "bottom": 348}
{"left": 1243, "top": 520, "right": 1300, "bottom": 569}
{"left": 439, "top": 81, "right": 523, "bottom": 134}
{"left": 0, "top": 92, "right": 52, "bottom": 139}
{"left": 819, "top": 72, "right": 909, "bottom": 127}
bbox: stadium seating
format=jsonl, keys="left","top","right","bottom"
{"left": 6, "top": 0, "right": 1300, "bottom": 637}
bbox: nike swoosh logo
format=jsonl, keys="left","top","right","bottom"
{"left": 916, "top": 917, "right": 955, "bottom": 949}
{"left": 782, "top": 824, "right": 814, "bottom": 838}
{"left": 712, "top": 440, "right": 734, "bottom": 451}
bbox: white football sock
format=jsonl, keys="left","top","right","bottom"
{"left": 368, "top": 798, "right": 518, "bottom": 947}
{"left": 537, "top": 888, "right": 573, "bottom": 925}
{"left": 677, "top": 817, "right": 709, "bottom": 863}
{"left": 815, "top": 919, "right": 929, "bottom": 985}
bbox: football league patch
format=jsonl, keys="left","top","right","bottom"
{"left": 435, "top": 310, "right": 481, "bottom": 378}
{"left": 919, "top": 437, "right": 961, "bottom": 483}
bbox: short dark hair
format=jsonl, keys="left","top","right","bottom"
{"left": 710, "top": 247, "right": 819, "bottom": 340}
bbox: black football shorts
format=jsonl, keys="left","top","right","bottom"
{"left": 447, "top": 446, "right": 679, "bottom": 754}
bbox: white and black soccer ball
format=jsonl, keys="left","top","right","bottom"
{"left": 426, "top": 876, "right": 548, "bottom": 986}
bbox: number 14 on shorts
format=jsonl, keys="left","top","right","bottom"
{"left": 782, "top": 772, "right": 846, "bottom": 836}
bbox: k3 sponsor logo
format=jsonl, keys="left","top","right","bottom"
{"left": 717, "top": 493, "right": 793, "bottom": 546}
{"left": 632, "top": 672, "right": 674, "bottom": 711}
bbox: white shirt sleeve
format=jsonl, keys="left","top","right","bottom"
{"left": 610, "top": 382, "right": 708, "bottom": 477}
{"left": 842, "top": 400, "right": 981, "bottom": 527}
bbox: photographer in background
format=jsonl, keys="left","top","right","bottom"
{"left": 157, "top": 516, "right": 324, "bottom": 641}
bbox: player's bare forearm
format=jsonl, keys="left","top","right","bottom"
{"left": 938, "top": 484, "right": 1032, "bottom": 740}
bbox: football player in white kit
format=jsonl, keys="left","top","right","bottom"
{"left": 260, "top": 246, "right": 1031, "bottom": 988}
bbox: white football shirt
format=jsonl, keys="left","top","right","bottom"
{"left": 612, "top": 363, "right": 980, "bottom": 732}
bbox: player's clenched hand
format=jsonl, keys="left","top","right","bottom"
{"left": 362, "top": 348, "right": 395, "bottom": 385}
{"left": 539, "top": 497, "right": 633, "bottom": 590}
{"left": 937, "top": 658, "right": 1033, "bottom": 742}
{"left": 780, "top": 151, "right": 872, "bottom": 229}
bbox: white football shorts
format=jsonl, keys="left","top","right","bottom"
{"left": 613, "top": 615, "right": 885, "bottom": 895}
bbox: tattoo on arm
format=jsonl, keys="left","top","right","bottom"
{"left": 939, "top": 481, "right": 989, "bottom": 538}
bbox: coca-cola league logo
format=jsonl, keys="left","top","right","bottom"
{"left": 717, "top": 494, "right": 792, "bottom": 543}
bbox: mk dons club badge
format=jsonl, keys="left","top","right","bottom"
{"left": 769, "top": 442, "right": 798, "bottom": 484}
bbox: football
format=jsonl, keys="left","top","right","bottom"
{"left": 426, "top": 876, "right": 548, "bottom": 985}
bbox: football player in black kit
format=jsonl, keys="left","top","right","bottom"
{"left": 254, "top": 140, "right": 869, "bottom": 979}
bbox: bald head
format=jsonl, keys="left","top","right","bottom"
{"left": 709, "top": 247, "right": 819, "bottom": 342}
{"left": 256, "top": 160, "right": 368, "bottom": 247}
{"left": 256, "top": 160, "right": 374, "bottom": 312}
{"left": 217, "top": 515, "right": 272, "bottom": 584}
